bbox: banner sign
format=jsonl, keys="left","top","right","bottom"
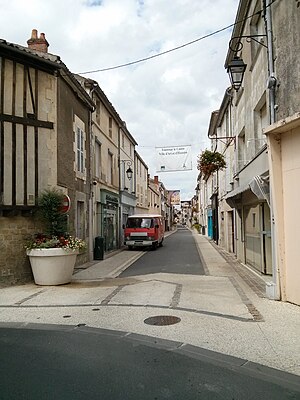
{"left": 156, "top": 145, "right": 192, "bottom": 172}
{"left": 168, "top": 190, "right": 181, "bottom": 206}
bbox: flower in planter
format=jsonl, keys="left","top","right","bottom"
{"left": 25, "top": 188, "right": 87, "bottom": 253}
{"left": 25, "top": 233, "right": 86, "bottom": 252}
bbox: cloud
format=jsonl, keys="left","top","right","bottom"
{"left": 86, "top": 0, "right": 103, "bottom": 6}
{"left": 0, "top": 0, "right": 239, "bottom": 200}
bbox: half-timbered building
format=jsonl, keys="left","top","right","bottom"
{"left": 0, "top": 30, "right": 94, "bottom": 283}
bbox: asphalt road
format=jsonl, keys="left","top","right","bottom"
{"left": 0, "top": 325, "right": 299, "bottom": 400}
{"left": 120, "top": 227, "right": 205, "bottom": 277}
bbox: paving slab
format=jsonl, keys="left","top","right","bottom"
{"left": 0, "top": 231, "right": 299, "bottom": 378}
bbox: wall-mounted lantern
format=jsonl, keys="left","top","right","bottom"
{"left": 227, "top": 34, "right": 267, "bottom": 91}
{"left": 227, "top": 55, "right": 247, "bottom": 91}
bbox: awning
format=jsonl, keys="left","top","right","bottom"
{"left": 224, "top": 175, "right": 270, "bottom": 208}
{"left": 249, "top": 175, "right": 270, "bottom": 206}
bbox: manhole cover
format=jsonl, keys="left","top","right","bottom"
{"left": 144, "top": 315, "right": 181, "bottom": 326}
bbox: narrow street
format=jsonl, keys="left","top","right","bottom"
{"left": 1, "top": 1, "right": 300, "bottom": 398}
{"left": 0, "top": 231, "right": 299, "bottom": 399}
{"left": 120, "top": 227, "right": 205, "bottom": 276}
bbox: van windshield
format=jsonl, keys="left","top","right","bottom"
{"left": 126, "top": 218, "right": 153, "bottom": 229}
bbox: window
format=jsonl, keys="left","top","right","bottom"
{"left": 95, "top": 140, "right": 101, "bottom": 178}
{"left": 74, "top": 115, "right": 86, "bottom": 179}
{"left": 77, "top": 127, "right": 84, "bottom": 173}
{"left": 126, "top": 218, "right": 153, "bottom": 228}
{"left": 96, "top": 99, "right": 101, "bottom": 126}
{"left": 107, "top": 152, "right": 113, "bottom": 185}
{"left": 109, "top": 117, "right": 112, "bottom": 138}
{"left": 252, "top": 213, "right": 256, "bottom": 228}
{"left": 76, "top": 201, "right": 84, "bottom": 239}
{"left": 122, "top": 133, "right": 125, "bottom": 148}
{"left": 250, "top": 2, "right": 265, "bottom": 63}
{"left": 238, "top": 129, "right": 246, "bottom": 171}
{"left": 254, "top": 95, "right": 267, "bottom": 153}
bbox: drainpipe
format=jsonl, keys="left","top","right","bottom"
{"left": 88, "top": 86, "right": 96, "bottom": 261}
{"left": 118, "top": 125, "right": 122, "bottom": 249}
{"left": 264, "top": 0, "right": 276, "bottom": 125}
{"left": 264, "top": 0, "right": 281, "bottom": 300}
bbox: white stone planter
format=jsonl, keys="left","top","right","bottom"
{"left": 27, "top": 248, "right": 79, "bottom": 285}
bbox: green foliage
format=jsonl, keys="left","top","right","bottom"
{"left": 37, "top": 188, "right": 68, "bottom": 236}
{"left": 192, "top": 223, "right": 201, "bottom": 233}
{"left": 26, "top": 188, "right": 87, "bottom": 253}
{"left": 197, "top": 150, "right": 226, "bottom": 178}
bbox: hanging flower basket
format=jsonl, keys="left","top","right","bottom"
{"left": 197, "top": 150, "right": 226, "bottom": 179}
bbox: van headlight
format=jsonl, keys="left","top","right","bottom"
{"left": 148, "top": 236, "right": 154, "bottom": 241}
{"left": 126, "top": 236, "right": 130, "bottom": 240}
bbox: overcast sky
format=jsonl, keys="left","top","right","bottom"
{"left": 0, "top": 0, "right": 239, "bottom": 201}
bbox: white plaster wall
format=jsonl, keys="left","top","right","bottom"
{"left": 135, "top": 154, "right": 148, "bottom": 211}
{"left": 281, "top": 129, "right": 300, "bottom": 305}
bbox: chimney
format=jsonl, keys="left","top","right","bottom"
{"left": 27, "top": 29, "right": 49, "bottom": 53}
{"left": 154, "top": 176, "right": 159, "bottom": 184}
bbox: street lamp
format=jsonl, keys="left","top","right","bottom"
{"left": 226, "top": 34, "right": 267, "bottom": 91}
{"left": 120, "top": 160, "right": 133, "bottom": 181}
{"left": 125, "top": 164, "right": 133, "bottom": 180}
{"left": 227, "top": 55, "right": 247, "bottom": 91}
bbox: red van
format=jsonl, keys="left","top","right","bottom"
{"left": 123, "top": 214, "right": 165, "bottom": 250}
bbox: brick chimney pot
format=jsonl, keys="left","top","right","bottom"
{"left": 27, "top": 29, "right": 49, "bottom": 53}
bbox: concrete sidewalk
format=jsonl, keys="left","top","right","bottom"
{"left": 0, "top": 230, "right": 299, "bottom": 377}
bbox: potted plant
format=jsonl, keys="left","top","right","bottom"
{"left": 197, "top": 150, "right": 226, "bottom": 179}
{"left": 25, "top": 188, "right": 86, "bottom": 285}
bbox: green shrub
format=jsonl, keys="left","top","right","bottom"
{"left": 37, "top": 188, "right": 68, "bottom": 236}
{"left": 192, "top": 223, "right": 201, "bottom": 233}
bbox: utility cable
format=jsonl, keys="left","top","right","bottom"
{"left": 78, "top": 0, "right": 277, "bottom": 74}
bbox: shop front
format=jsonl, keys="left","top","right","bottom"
{"left": 120, "top": 190, "right": 137, "bottom": 246}
{"left": 225, "top": 178, "right": 272, "bottom": 275}
{"left": 100, "top": 190, "right": 119, "bottom": 252}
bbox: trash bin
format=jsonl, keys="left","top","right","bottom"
{"left": 94, "top": 236, "right": 104, "bottom": 260}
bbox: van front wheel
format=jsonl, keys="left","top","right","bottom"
{"left": 151, "top": 243, "right": 158, "bottom": 250}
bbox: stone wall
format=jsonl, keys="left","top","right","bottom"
{"left": 273, "top": 1, "right": 300, "bottom": 120}
{"left": 0, "top": 216, "right": 37, "bottom": 285}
